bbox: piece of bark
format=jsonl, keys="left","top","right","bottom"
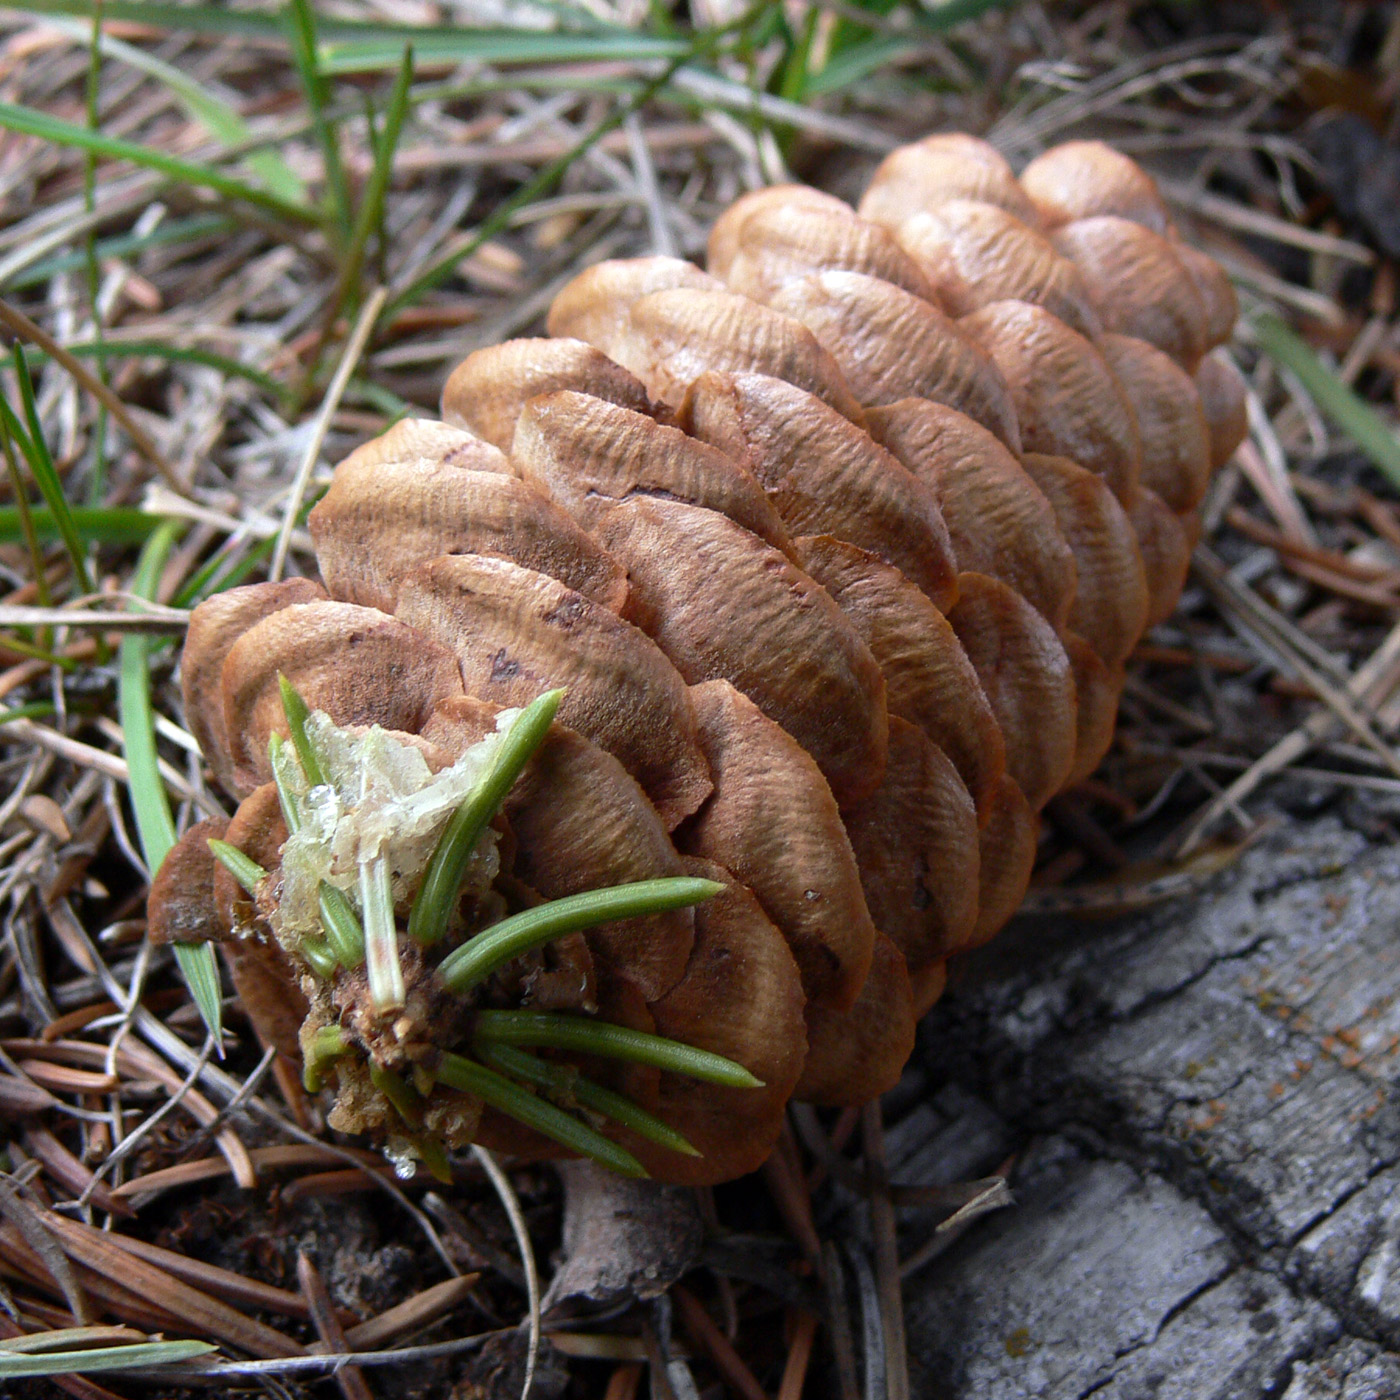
{"left": 898, "top": 815, "right": 1400, "bottom": 1397}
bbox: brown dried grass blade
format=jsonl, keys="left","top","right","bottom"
{"left": 24, "top": 1129, "right": 133, "bottom": 1219}
{"left": 0, "top": 1180, "right": 90, "bottom": 1324}
{"left": 341, "top": 1275, "right": 481, "bottom": 1351}
{"left": 40, "top": 1215, "right": 304, "bottom": 1359}
{"left": 1193, "top": 547, "right": 1400, "bottom": 778}
{"left": 672, "top": 1284, "right": 766, "bottom": 1400}
{"left": 109, "top": 1144, "right": 357, "bottom": 1206}
{"left": 297, "top": 1252, "right": 372, "bottom": 1400}
{"left": 1177, "top": 616, "right": 1400, "bottom": 854}
{"left": 106, "top": 1233, "right": 326, "bottom": 1324}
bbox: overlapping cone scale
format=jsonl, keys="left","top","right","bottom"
{"left": 155, "top": 133, "right": 1246, "bottom": 1184}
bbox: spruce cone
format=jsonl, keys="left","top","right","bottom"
{"left": 151, "top": 135, "right": 1247, "bottom": 1185}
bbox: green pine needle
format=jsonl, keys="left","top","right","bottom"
{"left": 436, "top": 1052, "right": 646, "bottom": 1177}
{"left": 299, "top": 936, "right": 338, "bottom": 980}
{"left": 476, "top": 1041, "right": 700, "bottom": 1157}
{"left": 302, "top": 1025, "right": 349, "bottom": 1092}
{"left": 409, "top": 688, "right": 564, "bottom": 945}
{"left": 472, "top": 1010, "right": 762, "bottom": 1088}
{"left": 318, "top": 881, "right": 366, "bottom": 967}
{"left": 369, "top": 1062, "right": 421, "bottom": 1122}
{"left": 206, "top": 839, "right": 266, "bottom": 895}
{"left": 268, "top": 732, "right": 300, "bottom": 833}
{"left": 436, "top": 876, "right": 722, "bottom": 994}
{"left": 277, "top": 672, "right": 328, "bottom": 787}
{"left": 360, "top": 856, "right": 404, "bottom": 1013}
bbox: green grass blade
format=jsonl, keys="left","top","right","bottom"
{"left": 318, "top": 30, "right": 689, "bottom": 73}
{"left": 409, "top": 689, "right": 563, "bottom": 945}
{"left": 476, "top": 1042, "right": 699, "bottom": 1156}
{"left": 39, "top": 14, "right": 305, "bottom": 206}
{"left": 436, "top": 1052, "right": 646, "bottom": 1176}
{"left": 0, "top": 505, "right": 165, "bottom": 547}
{"left": 172, "top": 484, "right": 329, "bottom": 609}
{"left": 436, "top": 877, "right": 721, "bottom": 993}
{"left": 7, "top": 347, "right": 94, "bottom": 595}
{"left": 0, "top": 1340, "right": 216, "bottom": 1379}
{"left": 472, "top": 1010, "right": 762, "bottom": 1088}
{"left": 0, "top": 702, "right": 57, "bottom": 725}
{"left": 119, "top": 521, "right": 179, "bottom": 868}
{"left": 82, "top": 1, "right": 109, "bottom": 507}
{"left": 385, "top": 60, "right": 679, "bottom": 315}
{"left": 0, "top": 100, "right": 315, "bottom": 225}
{"left": 8, "top": 1, "right": 651, "bottom": 47}
{"left": 287, "top": 0, "right": 350, "bottom": 240}
{"left": 3, "top": 341, "right": 287, "bottom": 402}
{"left": 0, "top": 411, "right": 50, "bottom": 608}
{"left": 120, "top": 521, "right": 223, "bottom": 1041}
{"left": 172, "top": 943, "right": 222, "bottom": 1045}
{"left": 1252, "top": 311, "right": 1400, "bottom": 492}
{"left": 330, "top": 45, "right": 413, "bottom": 320}
{"left": 7, "top": 214, "right": 235, "bottom": 291}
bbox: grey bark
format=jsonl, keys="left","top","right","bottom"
{"left": 885, "top": 815, "right": 1400, "bottom": 1399}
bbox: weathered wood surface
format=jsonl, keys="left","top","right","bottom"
{"left": 885, "top": 816, "right": 1400, "bottom": 1398}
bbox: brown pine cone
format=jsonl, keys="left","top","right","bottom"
{"left": 151, "top": 134, "right": 1247, "bottom": 1185}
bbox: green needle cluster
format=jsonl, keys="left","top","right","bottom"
{"left": 202, "top": 677, "right": 753, "bottom": 1175}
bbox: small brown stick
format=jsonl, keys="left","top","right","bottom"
{"left": 5, "top": 1036, "right": 254, "bottom": 1189}
{"left": 777, "top": 1310, "right": 820, "bottom": 1400}
{"left": 1225, "top": 507, "right": 1400, "bottom": 586}
{"left": 269, "top": 285, "right": 386, "bottom": 582}
{"left": 280, "top": 1167, "right": 402, "bottom": 1206}
{"left": 108, "top": 1143, "right": 359, "bottom": 1204}
{"left": 298, "top": 1251, "right": 374, "bottom": 1400}
{"left": 1194, "top": 547, "right": 1400, "bottom": 776}
{"left": 641, "top": 1322, "right": 679, "bottom": 1400}
{"left": 41, "top": 1001, "right": 120, "bottom": 1041}
{"left": 1044, "top": 794, "right": 1130, "bottom": 870}
{"left": 0, "top": 296, "right": 184, "bottom": 493}
{"left": 899, "top": 1177, "right": 1014, "bottom": 1279}
{"left": 761, "top": 1125, "right": 822, "bottom": 1267}
{"left": 862, "top": 1101, "right": 909, "bottom": 1400}
{"left": 672, "top": 1284, "right": 767, "bottom": 1400}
